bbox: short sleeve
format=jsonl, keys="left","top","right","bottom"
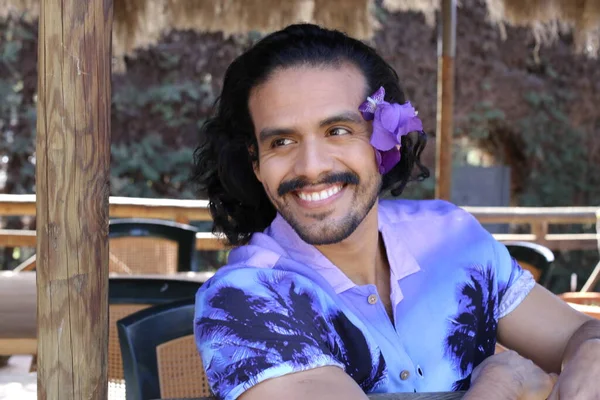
{"left": 492, "top": 240, "right": 536, "bottom": 319}
{"left": 194, "top": 267, "right": 346, "bottom": 400}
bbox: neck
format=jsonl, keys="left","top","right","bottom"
{"left": 315, "top": 203, "right": 385, "bottom": 286}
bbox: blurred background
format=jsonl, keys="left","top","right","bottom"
{"left": 0, "top": 0, "right": 598, "bottom": 294}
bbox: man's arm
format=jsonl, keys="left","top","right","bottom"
{"left": 239, "top": 366, "right": 369, "bottom": 400}
{"left": 497, "top": 283, "right": 596, "bottom": 373}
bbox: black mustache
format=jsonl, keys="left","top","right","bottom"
{"left": 277, "top": 172, "right": 360, "bottom": 197}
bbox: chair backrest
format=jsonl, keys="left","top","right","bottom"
{"left": 156, "top": 335, "right": 209, "bottom": 399}
{"left": 109, "top": 218, "right": 199, "bottom": 273}
{"left": 504, "top": 241, "right": 555, "bottom": 287}
{"left": 117, "top": 298, "right": 211, "bottom": 400}
{"left": 108, "top": 278, "right": 205, "bottom": 400}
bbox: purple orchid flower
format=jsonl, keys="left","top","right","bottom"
{"left": 358, "top": 86, "right": 423, "bottom": 174}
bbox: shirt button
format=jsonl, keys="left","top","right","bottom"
{"left": 367, "top": 294, "right": 378, "bottom": 304}
{"left": 400, "top": 370, "right": 410, "bottom": 380}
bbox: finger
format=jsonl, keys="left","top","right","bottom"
{"left": 547, "top": 382, "right": 559, "bottom": 400}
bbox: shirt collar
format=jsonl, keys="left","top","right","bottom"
{"left": 265, "top": 200, "right": 421, "bottom": 296}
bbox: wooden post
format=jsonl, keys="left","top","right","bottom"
{"left": 435, "top": 0, "right": 456, "bottom": 201}
{"left": 531, "top": 221, "right": 548, "bottom": 246}
{"left": 36, "top": 0, "right": 112, "bottom": 398}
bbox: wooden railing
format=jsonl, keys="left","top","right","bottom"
{"left": 0, "top": 194, "right": 597, "bottom": 252}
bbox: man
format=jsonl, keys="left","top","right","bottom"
{"left": 192, "top": 24, "right": 600, "bottom": 400}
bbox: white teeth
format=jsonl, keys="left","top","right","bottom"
{"left": 297, "top": 185, "right": 342, "bottom": 202}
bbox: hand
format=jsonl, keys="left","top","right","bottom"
{"left": 466, "top": 350, "right": 557, "bottom": 400}
{"left": 549, "top": 338, "right": 600, "bottom": 399}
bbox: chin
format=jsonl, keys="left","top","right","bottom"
{"left": 293, "top": 218, "right": 360, "bottom": 246}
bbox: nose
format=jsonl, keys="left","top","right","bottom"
{"left": 293, "top": 138, "right": 334, "bottom": 182}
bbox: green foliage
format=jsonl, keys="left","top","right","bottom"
{"left": 0, "top": 18, "right": 37, "bottom": 269}
{"left": 461, "top": 101, "right": 506, "bottom": 141}
{"left": 0, "top": 19, "right": 37, "bottom": 195}
{"left": 516, "top": 91, "right": 592, "bottom": 207}
{"left": 111, "top": 134, "right": 195, "bottom": 199}
{"left": 112, "top": 79, "right": 214, "bottom": 130}
{"left": 109, "top": 78, "right": 217, "bottom": 199}
{"left": 458, "top": 89, "right": 598, "bottom": 207}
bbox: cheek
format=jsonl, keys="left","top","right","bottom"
{"left": 257, "top": 155, "right": 289, "bottom": 191}
{"left": 340, "top": 140, "right": 378, "bottom": 170}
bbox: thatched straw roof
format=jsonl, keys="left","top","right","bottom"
{"left": 484, "top": 0, "right": 600, "bottom": 55}
{"left": 0, "top": 0, "right": 374, "bottom": 59}
{"left": 2, "top": 0, "right": 599, "bottom": 58}
{"left": 384, "top": 0, "right": 600, "bottom": 55}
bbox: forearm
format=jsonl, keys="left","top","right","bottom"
{"left": 463, "top": 363, "right": 520, "bottom": 400}
{"left": 463, "top": 375, "right": 517, "bottom": 400}
{"left": 562, "top": 319, "right": 600, "bottom": 369}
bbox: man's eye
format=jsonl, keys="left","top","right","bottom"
{"left": 271, "top": 138, "right": 294, "bottom": 148}
{"left": 329, "top": 127, "right": 351, "bottom": 136}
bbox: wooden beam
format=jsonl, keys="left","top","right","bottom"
{"left": 0, "top": 195, "right": 596, "bottom": 225}
{"left": 461, "top": 206, "right": 598, "bottom": 224}
{"left": 434, "top": 0, "right": 456, "bottom": 200}
{"left": 0, "top": 194, "right": 211, "bottom": 220}
{"left": 0, "top": 229, "right": 36, "bottom": 246}
{"left": 581, "top": 260, "right": 600, "bottom": 293}
{"left": 36, "top": 0, "right": 112, "bottom": 398}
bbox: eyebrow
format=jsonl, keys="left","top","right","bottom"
{"left": 258, "top": 111, "right": 364, "bottom": 143}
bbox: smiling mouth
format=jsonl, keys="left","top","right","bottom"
{"left": 295, "top": 184, "right": 344, "bottom": 202}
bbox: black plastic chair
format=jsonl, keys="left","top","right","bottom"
{"left": 109, "top": 276, "right": 204, "bottom": 305}
{"left": 109, "top": 278, "right": 205, "bottom": 400}
{"left": 109, "top": 218, "right": 200, "bottom": 272}
{"left": 117, "top": 297, "right": 210, "bottom": 400}
{"left": 504, "top": 241, "right": 555, "bottom": 288}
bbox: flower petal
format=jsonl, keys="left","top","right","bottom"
{"left": 370, "top": 86, "right": 386, "bottom": 104}
{"left": 372, "top": 122, "right": 400, "bottom": 151}
{"left": 358, "top": 101, "right": 376, "bottom": 120}
{"left": 358, "top": 87, "right": 386, "bottom": 121}
{"left": 376, "top": 103, "right": 402, "bottom": 134}
{"left": 379, "top": 149, "right": 401, "bottom": 174}
{"left": 397, "top": 116, "right": 424, "bottom": 138}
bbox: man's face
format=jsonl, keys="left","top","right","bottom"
{"left": 249, "top": 64, "right": 382, "bottom": 245}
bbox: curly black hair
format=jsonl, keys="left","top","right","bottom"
{"left": 191, "top": 24, "right": 429, "bottom": 246}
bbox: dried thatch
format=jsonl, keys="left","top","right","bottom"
{"left": 383, "top": 0, "right": 440, "bottom": 25}
{"left": 0, "top": 0, "right": 373, "bottom": 58}
{"left": 314, "top": 0, "right": 376, "bottom": 39}
{"left": 167, "top": 0, "right": 314, "bottom": 34}
{"left": 2, "top": 0, "right": 600, "bottom": 57}
{"left": 485, "top": 0, "right": 600, "bottom": 54}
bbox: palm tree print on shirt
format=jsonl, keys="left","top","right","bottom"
{"left": 444, "top": 263, "right": 509, "bottom": 390}
{"left": 196, "top": 270, "right": 386, "bottom": 396}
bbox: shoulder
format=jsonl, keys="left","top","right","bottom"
{"left": 379, "top": 199, "right": 483, "bottom": 234}
{"left": 195, "top": 263, "right": 339, "bottom": 322}
{"left": 379, "top": 199, "right": 471, "bottom": 222}
{"left": 379, "top": 199, "right": 503, "bottom": 266}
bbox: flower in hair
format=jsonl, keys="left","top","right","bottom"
{"left": 358, "top": 86, "right": 423, "bottom": 174}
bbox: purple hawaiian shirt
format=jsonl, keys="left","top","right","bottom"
{"left": 194, "top": 199, "right": 535, "bottom": 399}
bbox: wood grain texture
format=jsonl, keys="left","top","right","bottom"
{"left": 35, "top": 0, "right": 113, "bottom": 399}
{"left": 434, "top": 54, "right": 454, "bottom": 201}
